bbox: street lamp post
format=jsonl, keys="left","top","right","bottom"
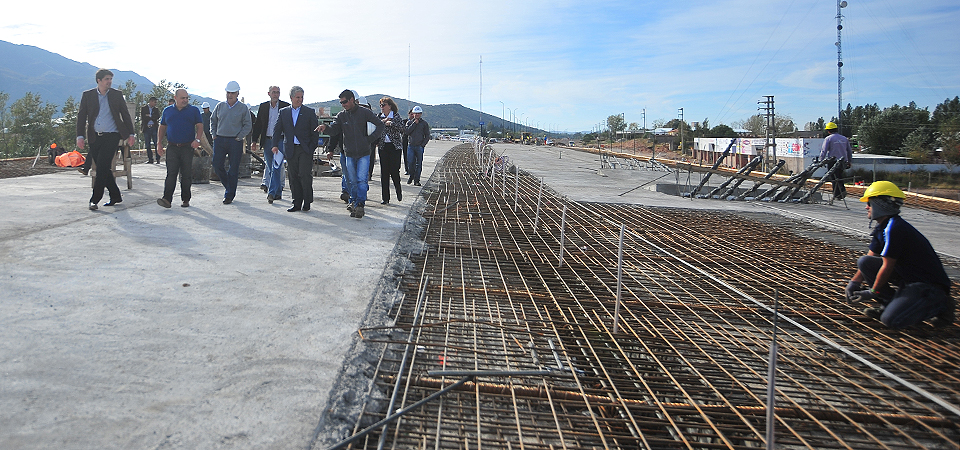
{"left": 499, "top": 101, "right": 504, "bottom": 138}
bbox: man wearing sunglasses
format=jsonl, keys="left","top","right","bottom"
{"left": 317, "top": 90, "right": 383, "bottom": 218}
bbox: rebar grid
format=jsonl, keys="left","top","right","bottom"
{"left": 348, "top": 145, "right": 960, "bottom": 450}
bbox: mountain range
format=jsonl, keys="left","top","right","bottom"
{"left": 0, "top": 40, "right": 541, "bottom": 134}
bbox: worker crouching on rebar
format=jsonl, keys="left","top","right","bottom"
{"left": 845, "top": 181, "right": 955, "bottom": 328}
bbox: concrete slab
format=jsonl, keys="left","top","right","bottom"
{"left": 0, "top": 141, "right": 456, "bottom": 449}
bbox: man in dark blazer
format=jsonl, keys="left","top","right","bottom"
{"left": 140, "top": 96, "right": 162, "bottom": 163}
{"left": 271, "top": 86, "right": 318, "bottom": 212}
{"left": 76, "top": 68, "right": 136, "bottom": 210}
{"left": 251, "top": 86, "right": 290, "bottom": 201}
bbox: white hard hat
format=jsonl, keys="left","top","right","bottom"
{"left": 350, "top": 90, "right": 360, "bottom": 101}
{"left": 357, "top": 96, "right": 370, "bottom": 107}
{"left": 225, "top": 81, "right": 240, "bottom": 92}
{"left": 201, "top": 102, "right": 210, "bottom": 108}
{"left": 412, "top": 106, "right": 423, "bottom": 114}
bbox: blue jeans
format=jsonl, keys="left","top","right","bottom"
{"left": 407, "top": 145, "right": 424, "bottom": 183}
{"left": 264, "top": 137, "right": 285, "bottom": 198}
{"left": 343, "top": 154, "right": 370, "bottom": 206}
{"left": 213, "top": 136, "right": 243, "bottom": 200}
{"left": 857, "top": 255, "right": 950, "bottom": 328}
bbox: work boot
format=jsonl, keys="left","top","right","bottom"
{"left": 354, "top": 205, "right": 364, "bottom": 218}
{"left": 931, "top": 298, "right": 956, "bottom": 328}
{"left": 863, "top": 307, "right": 884, "bottom": 320}
{"left": 340, "top": 191, "right": 350, "bottom": 203}
{"left": 347, "top": 203, "right": 355, "bottom": 212}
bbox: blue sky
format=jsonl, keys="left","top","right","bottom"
{"left": 1, "top": 0, "right": 957, "bottom": 133}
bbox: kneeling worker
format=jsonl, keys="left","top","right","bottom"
{"left": 845, "top": 181, "right": 954, "bottom": 328}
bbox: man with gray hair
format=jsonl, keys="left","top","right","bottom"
{"left": 210, "top": 80, "right": 252, "bottom": 204}
{"left": 252, "top": 86, "right": 289, "bottom": 202}
{"left": 272, "top": 86, "right": 319, "bottom": 212}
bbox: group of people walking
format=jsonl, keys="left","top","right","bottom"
{"left": 76, "top": 69, "right": 430, "bottom": 219}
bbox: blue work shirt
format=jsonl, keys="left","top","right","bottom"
{"left": 869, "top": 215, "right": 951, "bottom": 293}
{"left": 160, "top": 104, "right": 203, "bottom": 144}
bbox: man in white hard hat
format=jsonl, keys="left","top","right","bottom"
{"left": 403, "top": 105, "right": 430, "bottom": 186}
{"left": 210, "top": 81, "right": 252, "bottom": 204}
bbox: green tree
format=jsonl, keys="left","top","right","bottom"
{"left": 56, "top": 96, "right": 78, "bottom": 149}
{"left": 900, "top": 126, "right": 935, "bottom": 161}
{"left": 10, "top": 92, "right": 57, "bottom": 157}
{"left": 933, "top": 97, "right": 960, "bottom": 164}
{"left": 606, "top": 114, "right": 626, "bottom": 140}
{"left": 709, "top": 124, "right": 738, "bottom": 138}
{"left": 0, "top": 91, "right": 10, "bottom": 157}
{"left": 858, "top": 104, "right": 930, "bottom": 156}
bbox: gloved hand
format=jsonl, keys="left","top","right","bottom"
{"left": 851, "top": 289, "right": 876, "bottom": 303}
{"left": 845, "top": 281, "right": 862, "bottom": 302}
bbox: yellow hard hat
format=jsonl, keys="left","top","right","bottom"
{"left": 825, "top": 122, "right": 838, "bottom": 130}
{"left": 860, "top": 180, "right": 905, "bottom": 202}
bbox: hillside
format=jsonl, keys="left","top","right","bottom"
{"left": 0, "top": 39, "right": 541, "bottom": 134}
{"left": 308, "top": 94, "right": 527, "bottom": 133}
{"left": 0, "top": 40, "right": 217, "bottom": 111}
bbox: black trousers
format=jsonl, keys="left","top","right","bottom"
{"left": 287, "top": 146, "right": 314, "bottom": 205}
{"left": 163, "top": 144, "right": 194, "bottom": 202}
{"left": 379, "top": 142, "right": 402, "bottom": 202}
{"left": 89, "top": 133, "right": 122, "bottom": 204}
{"left": 828, "top": 160, "right": 847, "bottom": 198}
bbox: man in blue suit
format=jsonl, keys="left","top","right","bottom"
{"left": 271, "top": 86, "right": 319, "bottom": 212}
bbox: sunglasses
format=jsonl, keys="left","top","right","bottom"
{"left": 339, "top": 99, "right": 350, "bottom": 104}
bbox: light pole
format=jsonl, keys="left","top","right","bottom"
{"left": 678, "top": 107, "right": 684, "bottom": 156}
{"left": 499, "top": 101, "right": 504, "bottom": 138}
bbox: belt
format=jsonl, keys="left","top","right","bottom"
{"left": 170, "top": 142, "right": 192, "bottom": 147}
{"left": 95, "top": 131, "right": 119, "bottom": 136}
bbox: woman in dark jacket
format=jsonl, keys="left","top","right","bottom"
{"left": 377, "top": 97, "right": 404, "bottom": 204}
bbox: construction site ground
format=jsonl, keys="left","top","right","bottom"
{"left": 1, "top": 141, "right": 958, "bottom": 449}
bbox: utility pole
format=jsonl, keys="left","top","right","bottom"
{"left": 836, "top": 0, "right": 848, "bottom": 135}
{"left": 759, "top": 95, "right": 776, "bottom": 172}
{"left": 678, "top": 108, "right": 684, "bottom": 156}
{"left": 479, "top": 55, "right": 483, "bottom": 137}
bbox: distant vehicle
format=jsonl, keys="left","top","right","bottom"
{"left": 545, "top": 139, "right": 553, "bottom": 146}
{"left": 488, "top": 138, "right": 497, "bottom": 143}
{"left": 569, "top": 141, "right": 576, "bottom": 146}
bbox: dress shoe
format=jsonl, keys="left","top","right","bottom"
{"left": 414, "top": 181, "right": 422, "bottom": 186}
{"left": 223, "top": 198, "right": 233, "bottom": 205}
{"left": 302, "top": 203, "right": 310, "bottom": 212}
{"left": 157, "top": 198, "right": 171, "bottom": 208}
{"left": 104, "top": 199, "right": 123, "bottom": 206}
{"left": 181, "top": 201, "right": 190, "bottom": 208}
{"left": 267, "top": 194, "right": 274, "bottom": 204}
{"left": 287, "top": 205, "right": 302, "bottom": 212}
{"left": 381, "top": 200, "right": 389, "bottom": 205}
{"left": 407, "top": 179, "right": 412, "bottom": 185}
{"left": 88, "top": 202, "right": 98, "bottom": 210}
{"left": 78, "top": 167, "right": 89, "bottom": 176}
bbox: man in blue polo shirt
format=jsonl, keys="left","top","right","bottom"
{"left": 156, "top": 89, "right": 203, "bottom": 208}
{"left": 845, "top": 181, "right": 954, "bottom": 328}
